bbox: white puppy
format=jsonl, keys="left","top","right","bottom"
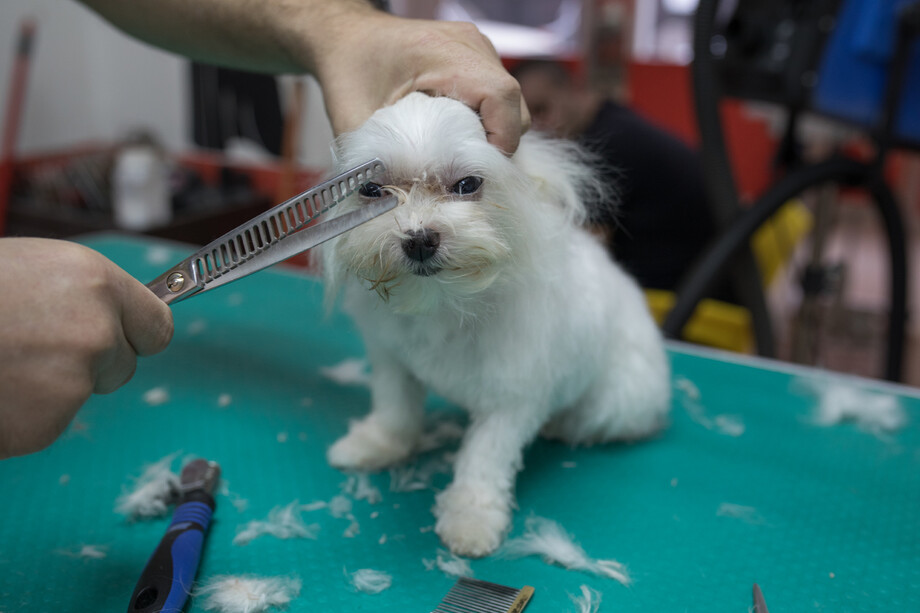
{"left": 324, "top": 93, "right": 670, "bottom": 557}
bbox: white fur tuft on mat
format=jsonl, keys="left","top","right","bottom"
{"left": 196, "top": 575, "right": 301, "bottom": 613}
{"left": 233, "top": 501, "right": 320, "bottom": 546}
{"left": 115, "top": 452, "right": 181, "bottom": 519}
{"left": 800, "top": 376, "right": 907, "bottom": 434}
{"left": 498, "top": 516, "right": 631, "bottom": 586}
{"left": 347, "top": 568, "right": 393, "bottom": 594}
{"left": 569, "top": 585, "right": 602, "bottom": 613}
{"left": 423, "top": 549, "right": 473, "bottom": 577}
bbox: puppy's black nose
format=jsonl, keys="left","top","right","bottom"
{"left": 402, "top": 229, "right": 440, "bottom": 262}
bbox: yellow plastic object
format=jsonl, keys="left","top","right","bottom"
{"left": 648, "top": 200, "right": 813, "bottom": 353}
{"left": 752, "top": 199, "right": 813, "bottom": 285}
{"left": 646, "top": 289, "right": 754, "bottom": 353}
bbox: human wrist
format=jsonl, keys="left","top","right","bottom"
{"left": 275, "top": 0, "right": 384, "bottom": 76}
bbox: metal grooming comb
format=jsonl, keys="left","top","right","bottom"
{"left": 432, "top": 577, "right": 534, "bottom": 613}
{"left": 147, "top": 158, "right": 397, "bottom": 304}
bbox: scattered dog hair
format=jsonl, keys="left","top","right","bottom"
{"left": 56, "top": 544, "right": 107, "bottom": 560}
{"left": 795, "top": 376, "right": 907, "bottom": 435}
{"left": 378, "top": 534, "right": 387, "bottom": 545}
{"left": 328, "top": 494, "right": 353, "bottom": 518}
{"left": 389, "top": 455, "right": 453, "bottom": 493}
{"left": 498, "top": 516, "right": 631, "bottom": 586}
{"left": 233, "top": 501, "right": 320, "bottom": 546}
{"left": 320, "top": 358, "right": 371, "bottom": 386}
{"left": 142, "top": 386, "right": 170, "bottom": 407}
{"left": 415, "top": 416, "right": 466, "bottom": 453}
{"left": 218, "top": 481, "right": 250, "bottom": 513}
{"left": 343, "top": 518, "right": 361, "bottom": 538}
{"left": 196, "top": 575, "right": 301, "bottom": 613}
{"left": 59, "top": 474, "right": 70, "bottom": 485}
{"left": 276, "top": 432, "right": 288, "bottom": 443}
{"left": 347, "top": 568, "right": 393, "bottom": 594}
{"left": 186, "top": 319, "right": 208, "bottom": 336}
{"left": 423, "top": 549, "right": 473, "bottom": 578}
{"left": 227, "top": 292, "right": 244, "bottom": 307}
{"left": 145, "top": 246, "right": 172, "bottom": 265}
{"left": 569, "top": 585, "right": 602, "bottom": 613}
{"left": 674, "top": 376, "right": 745, "bottom": 437}
{"left": 217, "top": 394, "right": 233, "bottom": 408}
{"left": 716, "top": 503, "right": 766, "bottom": 525}
{"left": 341, "top": 473, "right": 382, "bottom": 504}
{"left": 115, "top": 452, "right": 181, "bottom": 519}
{"left": 301, "top": 500, "right": 328, "bottom": 512}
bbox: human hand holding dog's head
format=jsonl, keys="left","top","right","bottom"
{"left": 312, "top": 9, "right": 530, "bottom": 155}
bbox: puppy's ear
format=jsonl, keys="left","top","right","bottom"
{"left": 512, "top": 134, "right": 615, "bottom": 225}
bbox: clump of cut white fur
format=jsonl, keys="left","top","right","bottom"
{"left": 233, "top": 501, "right": 320, "bottom": 546}
{"left": 569, "top": 585, "right": 602, "bottom": 613}
{"left": 499, "top": 516, "right": 631, "bottom": 586}
{"left": 423, "top": 549, "right": 473, "bottom": 577}
{"left": 347, "top": 568, "right": 393, "bottom": 594}
{"left": 196, "top": 575, "right": 300, "bottom": 613}
{"left": 716, "top": 502, "right": 765, "bottom": 525}
{"left": 115, "top": 452, "right": 181, "bottom": 519}
{"left": 674, "top": 376, "right": 744, "bottom": 437}
{"left": 56, "top": 544, "right": 107, "bottom": 559}
{"left": 320, "top": 358, "right": 371, "bottom": 387}
{"left": 341, "top": 473, "right": 382, "bottom": 504}
{"left": 796, "top": 376, "right": 907, "bottom": 435}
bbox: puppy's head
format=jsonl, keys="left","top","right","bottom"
{"left": 326, "top": 93, "right": 603, "bottom": 315}
{"left": 327, "top": 93, "right": 526, "bottom": 313}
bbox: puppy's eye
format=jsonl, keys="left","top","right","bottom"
{"left": 450, "top": 176, "right": 483, "bottom": 196}
{"left": 359, "top": 182, "right": 384, "bottom": 198}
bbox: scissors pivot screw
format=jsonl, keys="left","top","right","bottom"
{"left": 166, "top": 272, "right": 186, "bottom": 292}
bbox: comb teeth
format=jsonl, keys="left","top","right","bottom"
{"left": 432, "top": 577, "right": 534, "bottom": 613}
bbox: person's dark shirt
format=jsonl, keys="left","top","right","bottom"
{"left": 580, "top": 100, "right": 718, "bottom": 292}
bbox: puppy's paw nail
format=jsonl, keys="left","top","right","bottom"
{"left": 327, "top": 419, "right": 415, "bottom": 471}
{"left": 435, "top": 485, "right": 510, "bottom": 558}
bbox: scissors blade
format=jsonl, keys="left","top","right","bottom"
{"left": 147, "top": 158, "right": 391, "bottom": 304}
{"left": 199, "top": 194, "right": 397, "bottom": 293}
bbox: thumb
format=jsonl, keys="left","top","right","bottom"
{"left": 119, "top": 275, "right": 174, "bottom": 357}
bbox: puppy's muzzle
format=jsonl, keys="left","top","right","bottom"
{"left": 402, "top": 229, "right": 441, "bottom": 272}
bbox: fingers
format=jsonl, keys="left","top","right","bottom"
{"left": 319, "top": 16, "right": 527, "bottom": 155}
{"left": 92, "top": 331, "right": 138, "bottom": 394}
{"left": 92, "top": 264, "right": 172, "bottom": 394}
{"left": 120, "top": 276, "right": 174, "bottom": 357}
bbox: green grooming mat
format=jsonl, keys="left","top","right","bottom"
{"left": 1, "top": 234, "right": 917, "bottom": 612}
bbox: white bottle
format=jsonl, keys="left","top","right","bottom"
{"left": 112, "top": 145, "right": 171, "bottom": 231}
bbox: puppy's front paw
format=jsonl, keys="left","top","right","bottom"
{"left": 327, "top": 418, "right": 416, "bottom": 471}
{"left": 434, "top": 483, "right": 511, "bottom": 558}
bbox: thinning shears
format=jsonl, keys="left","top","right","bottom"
{"left": 147, "top": 158, "right": 396, "bottom": 304}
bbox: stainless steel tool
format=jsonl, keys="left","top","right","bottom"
{"left": 147, "top": 158, "right": 396, "bottom": 304}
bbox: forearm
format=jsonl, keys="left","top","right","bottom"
{"left": 77, "top": 0, "right": 379, "bottom": 75}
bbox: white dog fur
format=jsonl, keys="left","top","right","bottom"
{"left": 323, "top": 93, "right": 671, "bottom": 557}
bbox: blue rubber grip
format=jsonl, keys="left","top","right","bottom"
{"left": 127, "top": 499, "right": 214, "bottom": 613}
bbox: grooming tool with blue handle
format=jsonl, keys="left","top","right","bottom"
{"left": 127, "top": 459, "right": 220, "bottom": 613}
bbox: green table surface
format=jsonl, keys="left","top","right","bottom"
{"left": 2, "top": 234, "right": 918, "bottom": 613}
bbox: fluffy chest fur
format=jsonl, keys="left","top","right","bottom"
{"left": 341, "top": 226, "right": 624, "bottom": 415}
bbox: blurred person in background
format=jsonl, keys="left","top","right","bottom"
{"left": 512, "top": 59, "right": 719, "bottom": 293}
